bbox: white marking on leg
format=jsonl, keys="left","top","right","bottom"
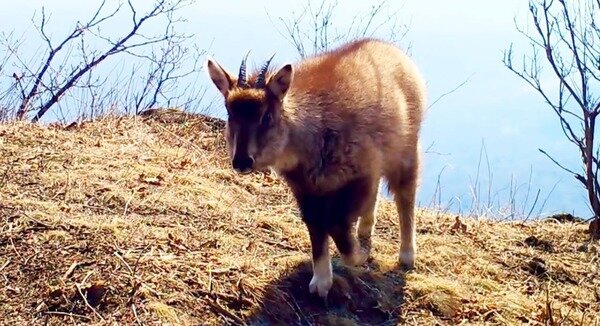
{"left": 396, "top": 188, "right": 417, "bottom": 270}
{"left": 400, "top": 246, "right": 415, "bottom": 269}
{"left": 400, "top": 221, "right": 416, "bottom": 269}
{"left": 309, "top": 251, "right": 332, "bottom": 298}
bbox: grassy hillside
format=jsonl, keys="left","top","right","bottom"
{"left": 0, "top": 109, "right": 598, "bottom": 326}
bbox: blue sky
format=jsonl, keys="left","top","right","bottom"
{"left": 0, "top": 0, "right": 591, "bottom": 219}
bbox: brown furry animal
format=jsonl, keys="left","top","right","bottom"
{"left": 205, "top": 38, "right": 426, "bottom": 300}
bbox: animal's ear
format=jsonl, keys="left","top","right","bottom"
{"left": 206, "top": 58, "right": 235, "bottom": 97}
{"left": 267, "top": 64, "right": 293, "bottom": 100}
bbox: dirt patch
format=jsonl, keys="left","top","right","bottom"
{"left": 523, "top": 235, "right": 555, "bottom": 253}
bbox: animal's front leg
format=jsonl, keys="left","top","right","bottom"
{"left": 306, "top": 224, "right": 332, "bottom": 299}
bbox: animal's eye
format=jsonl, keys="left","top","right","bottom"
{"left": 261, "top": 112, "right": 272, "bottom": 126}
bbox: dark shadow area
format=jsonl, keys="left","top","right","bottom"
{"left": 246, "top": 258, "right": 406, "bottom": 326}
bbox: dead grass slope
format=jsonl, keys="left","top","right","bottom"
{"left": 0, "top": 109, "right": 598, "bottom": 326}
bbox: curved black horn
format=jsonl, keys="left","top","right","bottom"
{"left": 237, "top": 50, "right": 251, "bottom": 88}
{"left": 255, "top": 53, "right": 276, "bottom": 88}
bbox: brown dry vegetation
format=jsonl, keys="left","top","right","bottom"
{"left": 0, "top": 108, "right": 598, "bottom": 326}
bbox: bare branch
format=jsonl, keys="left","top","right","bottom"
{"left": 28, "top": 0, "right": 193, "bottom": 122}
{"left": 0, "top": 0, "right": 204, "bottom": 123}
{"left": 268, "top": 0, "right": 409, "bottom": 59}
{"left": 539, "top": 148, "right": 585, "bottom": 182}
{"left": 427, "top": 73, "right": 474, "bottom": 111}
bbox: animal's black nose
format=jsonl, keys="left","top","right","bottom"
{"left": 232, "top": 156, "right": 254, "bottom": 174}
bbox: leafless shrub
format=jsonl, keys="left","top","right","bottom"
{"left": 429, "top": 140, "right": 555, "bottom": 221}
{"left": 504, "top": 0, "right": 600, "bottom": 228}
{"left": 0, "top": 0, "right": 207, "bottom": 123}
{"left": 268, "top": 0, "right": 410, "bottom": 59}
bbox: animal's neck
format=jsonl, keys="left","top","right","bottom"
{"left": 273, "top": 94, "right": 316, "bottom": 174}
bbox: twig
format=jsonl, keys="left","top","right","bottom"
{"left": 0, "top": 258, "right": 10, "bottom": 272}
{"left": 131, "top": 303, "right": 142, "bottom": 325}
{"left": 263, "top": 239, "right": 297, "bottom": 251}
{"left": 23, "top": 252, "right": 39, "bottom": 266}
{"left": 539, "top": 149, "right": 584, "bottom": 182}
{"left": 114, "top": 251, "right": 134, "bottom": 275}
{"left": 524, "top": 189, "right": 541, "bottom": 221}
{"left": 206, "top": 299, "right": 247, "bottom": 326}
{"left": 43, "top": 311, "right": 91, "bottom": 321}
{"left": 427, "top": 73, "right": 474, "bottom": 111}
{"left": 63, "top": 261, "right": 80, "bottom": 279}
{"left": 545, "top": 282, "right": 554, "bottom": 325}
{"left": 75, "top": 283, "right": 105, "bottom": 321}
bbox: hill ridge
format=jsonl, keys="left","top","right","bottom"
{"left": 0, "top": 109, "right": 598, "bottom": 325}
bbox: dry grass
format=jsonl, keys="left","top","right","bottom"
{"left": 0, "top": 108, "right": 598, "bottom": 325}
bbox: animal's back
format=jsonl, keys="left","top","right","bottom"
{"left": 288, "top": 38, "right": 426, "bottom": 173}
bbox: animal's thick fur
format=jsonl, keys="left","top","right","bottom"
{"left": 206, "top": 38, "right": 426, "bottom": 300}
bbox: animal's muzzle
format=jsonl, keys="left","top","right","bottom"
{"left": 232, "top": 155, "right": 255, "bottom": 174}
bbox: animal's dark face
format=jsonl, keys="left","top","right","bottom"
{"left": 205, "top": 54, "right": 293, "bottom": 174}
{"left": 224, "top": 92, "right": 287, "bottom": 174}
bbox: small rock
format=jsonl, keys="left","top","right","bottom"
{"left": 527, "top": 257, "right": 548, "bottom": 277}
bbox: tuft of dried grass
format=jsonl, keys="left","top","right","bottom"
{"left": 0, "top": 108, "right": 598, "bottom": 325}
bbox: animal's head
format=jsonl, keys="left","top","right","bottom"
{"left": 205, "top": 52, "right": 294, "bottom": 174}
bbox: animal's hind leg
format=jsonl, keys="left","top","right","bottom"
{"left": 357, "top": 179, "right": 380, "bottom": 255}
{"left": 387, "top": 161, "right": 419, "bottom": 270}
{"left": 331, "top": 175, "right": 376, "bottom": 266}
{"left": 330, "top": 222, "right": 368, "bottom": 267}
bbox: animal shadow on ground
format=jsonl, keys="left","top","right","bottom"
{"left": 246, "top": 257, "right": 407, "bottom": 326}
